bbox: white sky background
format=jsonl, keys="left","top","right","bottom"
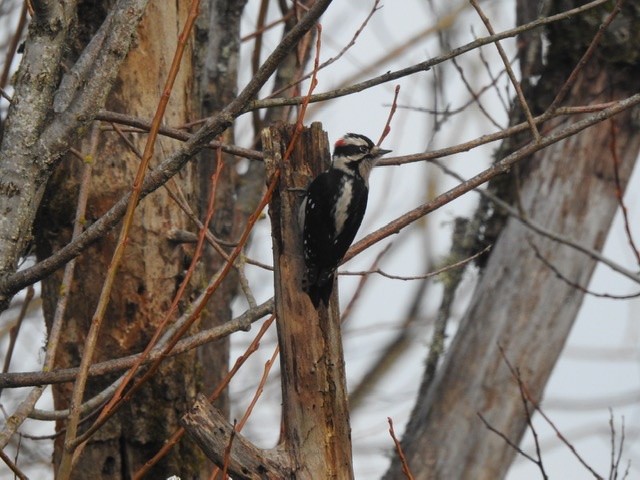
{"left": 1, "top": 0, "right": 639, "bottom": 478}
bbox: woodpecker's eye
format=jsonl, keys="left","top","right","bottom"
{"left": 359, "top": 146, "right": 368, "bottom": 153}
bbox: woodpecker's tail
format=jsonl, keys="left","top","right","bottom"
{"left": 303, "top": 268, "right": 335, "bottom": 308}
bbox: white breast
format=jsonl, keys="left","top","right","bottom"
{"left": 332, "top": 177, "right": 352, "bottom": 239}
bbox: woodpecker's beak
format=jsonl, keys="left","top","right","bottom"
{"left": 372, "top": 147, "right": 392, "bottom": 157}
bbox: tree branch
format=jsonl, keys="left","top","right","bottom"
{"left": 181, "top": 394, "right": 291, "bottom": 480}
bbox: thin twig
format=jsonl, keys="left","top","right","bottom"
{"left": 0, "top": 1, "right": 28, "bottom": 89}
{"left": 469, "top": 0, "right": 540, "bottom": 141}
{"left": 514, "top": 363, "right": 549, "bottom": 479}
{"left": 498, "top": 348, "right": 605, "bottom": 479}
{"left": 450, "top": 54, "right": 504, "bottom": 130}
{"left": 245, "top": 0, "right": 610, "bottom": 113}
{"left": 340, "top": 244, "right": 392, "bottom": 324}
{"left": 210, "top": 343, "right": 280, "bottom": 479}
{"left": 609, "top": 409, "right": 617, "bottom": 480}
{"left": 377, "top": 85, "right": 400, "bottom": 146}
{"left": 477, "top": 42, "right": 509, "bottom": 113}
{"left": 528, "top": 240, "right": 640, "bottom": 300}
{"left": 220, "top": 419, "right": 237, "bottom": 479}
{"left": 0, "top": 285, "right": 34, "bottom": 388}
{"left": 241, "top": 9, "right": 295, "bottom": 42}
{"left": 341, "top": 244, "right": 490, "bottom": 281}
{"left": 429, "top": 158, "right": 640, "bottom": 287}
{"left": 477, "top": 412, "right": 539, "bottom": 464}
{"left": 388, "top": 417, "right": 415, "bottom": 480}
{"left": 269, "top": 0, "right": 383, "bottom": 98}
{"left": 0, "top": 447, "right": 28, "bottom": 480}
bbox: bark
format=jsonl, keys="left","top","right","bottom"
{"left": 385, "top": 2, "right": 640, "bottom": 479}
{"left": 36, "top": 4, "right": 203, "bottom": 478}
{"left": 0, "top": 0, "right": 147, "bottom": 312}
{"left": 263, "top": 123, "right": 354, "bottom": 480}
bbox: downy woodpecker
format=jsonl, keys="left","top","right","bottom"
{"left": 300, "top": 133, "right": 391, "bottom": 307}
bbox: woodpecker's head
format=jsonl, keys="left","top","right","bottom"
{"left": 332, "top": 133, "right": 391, "bottom": 184}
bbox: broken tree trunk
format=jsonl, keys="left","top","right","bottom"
{"left": 263, "top": 122, "right": 354, "bottom": 479}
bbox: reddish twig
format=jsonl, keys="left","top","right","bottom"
{"left": 269, "top": 0, "right": 382, "bottom": 99}
{"left": 97, "top": 148, "right": 225, "bottom": 426}
{"left": 210, "top": 343, "right": 280, "bottom": 479}
{"left": 242, "top": 10, "right": 296, "bottom": 42}
{"left": 377, "top": 85, "right": 400, "bottom": 146}
{"left": 237, "top": 345, "right": 279, "bottom": 431}
{"left": 220, "top": 419, "right": 238, "bottom": 479}
{"left": 388, "top": 417, "right": 415, "bottom": 480}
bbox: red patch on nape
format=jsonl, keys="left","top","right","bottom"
{"left": 334, "top": 138, "right": 346, "bottom": 148}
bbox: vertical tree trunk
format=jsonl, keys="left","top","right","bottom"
{"left": 385, "top": 2, "right": 640, "bottom": 479}
{"left": 36, "top": 4, "right": 204, "bottom": 478}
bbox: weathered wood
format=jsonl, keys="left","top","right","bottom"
{"left": 181, "top": 394, "right": 290, "bottom": 479}
{"left": 263, "top": 123, "right": 354, "bottom": 479}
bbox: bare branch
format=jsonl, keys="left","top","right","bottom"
{"left": 244, "top": 0, "right": 610, "bottom": 113}
{"left": 345, "top": 92, "right": 640, "bottom": 264}
{"left": 429, "top": 159, "right": 640, "bottom": 286}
